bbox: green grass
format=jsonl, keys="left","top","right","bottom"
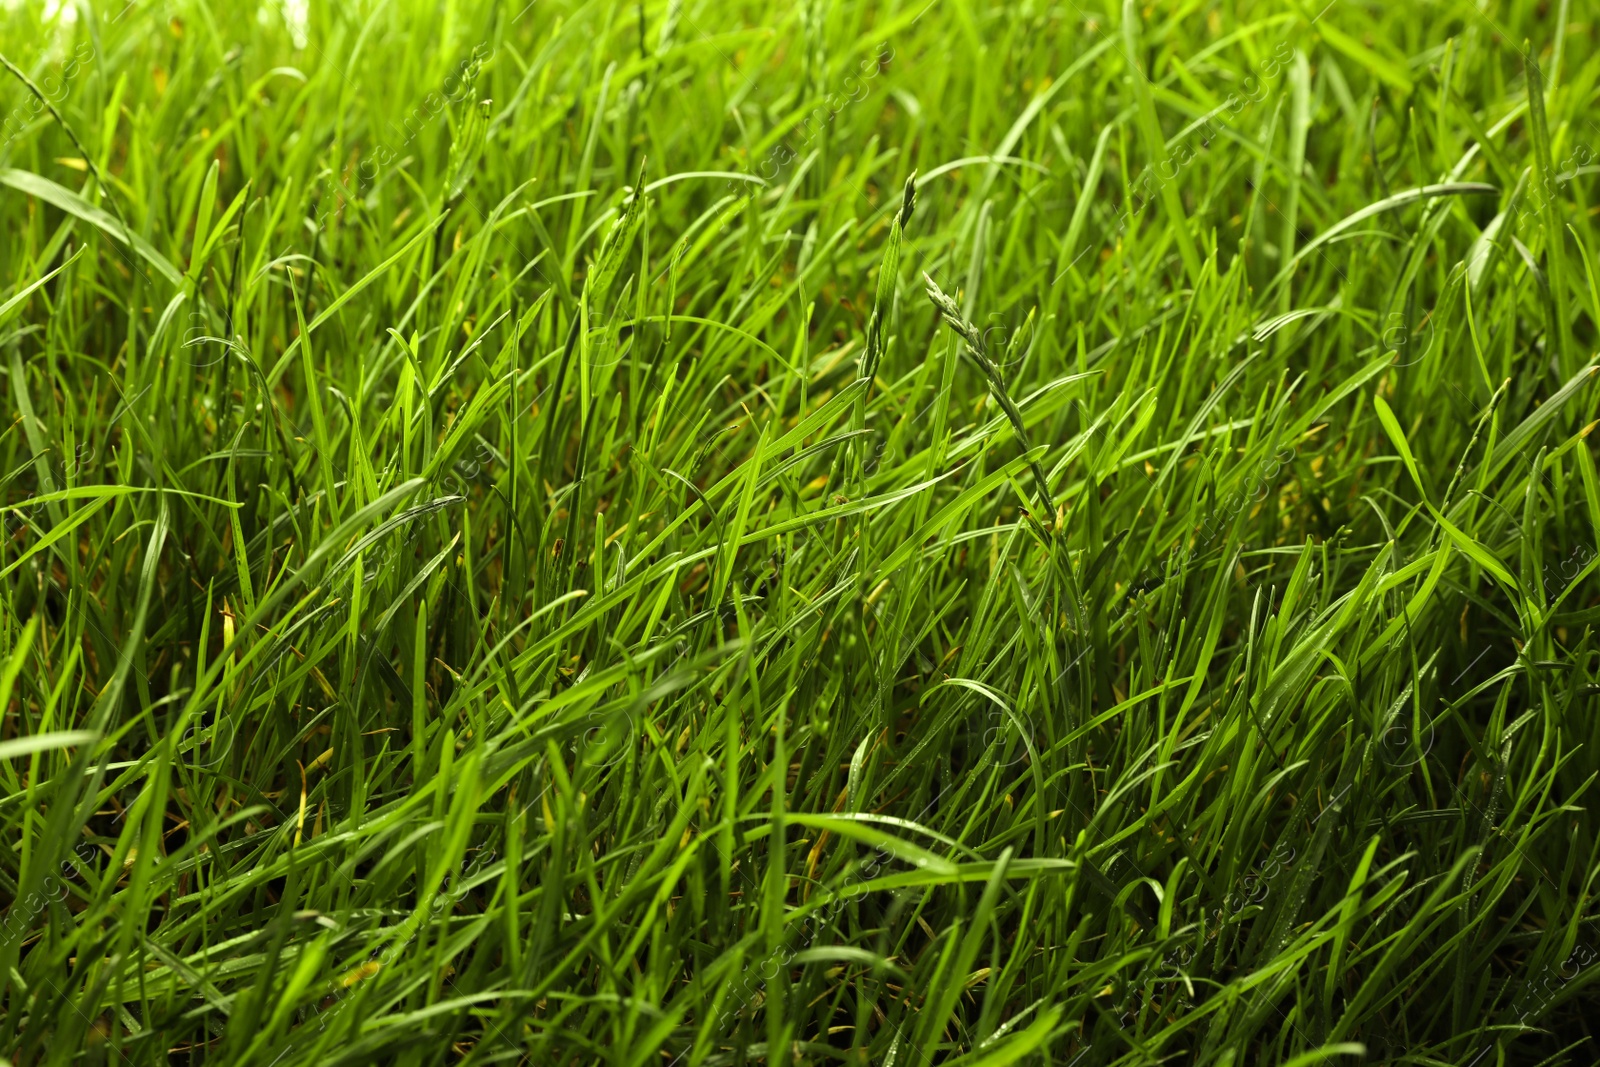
{"left": 3, "top": 0, "right": 1600, "bottom": 1062}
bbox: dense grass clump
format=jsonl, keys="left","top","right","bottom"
{"left": 5, "top": 0, "right": 1600, "bottom": 1063}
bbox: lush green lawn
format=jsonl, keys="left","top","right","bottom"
{"left": 3, "top": 0, "right": 1600, "bottom": 1063}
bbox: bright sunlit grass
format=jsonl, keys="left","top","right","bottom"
{"left": 2, "top": 0, "right": 1599, "bottom": 1064}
